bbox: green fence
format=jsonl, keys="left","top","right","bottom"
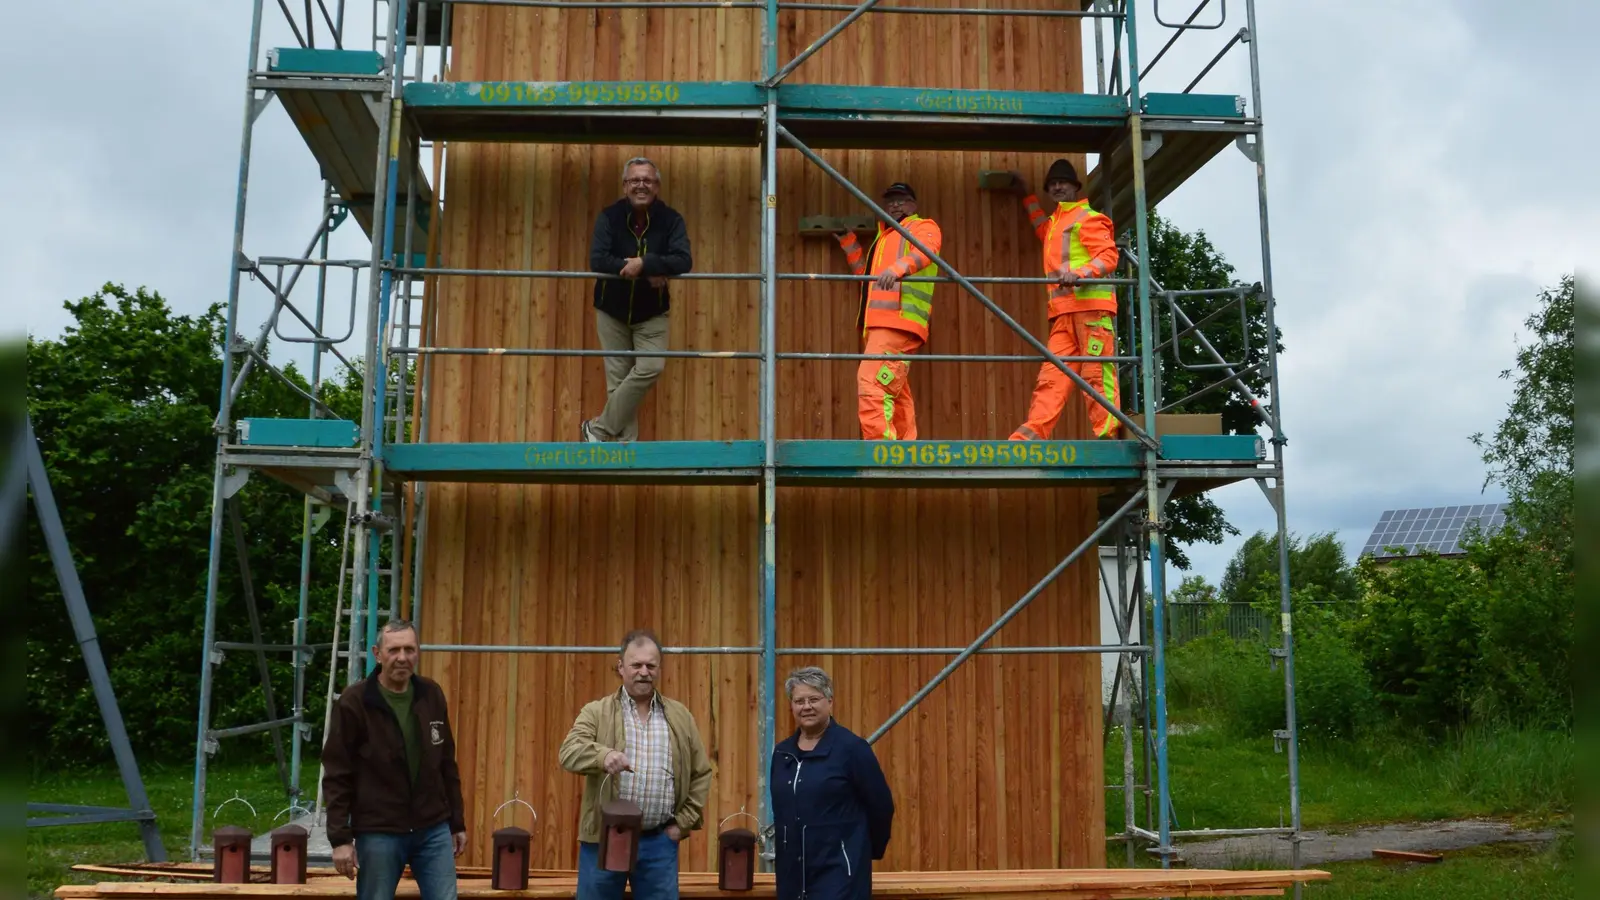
{"left": 1164, "top": 601, "right": 1347, "bottom": 645}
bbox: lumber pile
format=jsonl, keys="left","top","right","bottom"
{"left": 62, "top": 865, "right": 1329, "bottom": 898}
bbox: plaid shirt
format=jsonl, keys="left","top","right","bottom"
{"left": 618, "top": 688, "right": 676, "bottom": 829}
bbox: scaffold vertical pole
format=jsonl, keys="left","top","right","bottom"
{"left": 289, "top": 187, "right": 337, "bottom": 799}
{"left": 757, "top": 0, "right": 781, "bottom": 844}
{"left": 1242, "top": 0, "right": 1302, "bottom": 891}
{"left": 356, "top": 0, "right": 410, "bottom": 668}
{"left": 1115, "top": 529, "right": 1137, "bottom": 867}
{"left": 190, "top": 0, "right": 267, "bottom": 860}
{"left": 391, "top": 1, "right": 429, "bottom": 627}
{"left": 1123, "top": 0, "right": 1176, "bottom": 869}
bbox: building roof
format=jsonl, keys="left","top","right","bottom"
{"left": 1359, "top": 503, "right": 1509, "bottom": 560}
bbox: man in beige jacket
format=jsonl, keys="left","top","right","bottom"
{"left": 560, "top": 630, "right": 714, "bottom": 900}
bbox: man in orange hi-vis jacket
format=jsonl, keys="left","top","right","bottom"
{"left": 1008, "top": 159, "right": 1122, "bottom": 440}
{"left": 832, "top": 182, "right": 942, "bottom": 441}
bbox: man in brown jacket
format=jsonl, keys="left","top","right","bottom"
{"left": 559, "top": 630, "right": 714, "bottom": 900}
{"left": 321, "top": 620, "right": 467, "bottom": 900}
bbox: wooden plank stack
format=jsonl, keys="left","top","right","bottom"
{"left": 62, "top": 866, "right": 1332, "bottom": 898}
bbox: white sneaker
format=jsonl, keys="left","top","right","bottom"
{"left": 580, "top": 419, "right": 604, "bottom": 443}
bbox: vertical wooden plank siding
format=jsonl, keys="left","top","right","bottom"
{"left": 420, "top": 0, "right": 1104, "bottom": 873}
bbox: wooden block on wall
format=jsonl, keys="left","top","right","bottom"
{"left": 978, "top": 169, "right": 1018, "bottom": 190}
{"left": 798, "top": 215, "right": 876, "bottom": 238}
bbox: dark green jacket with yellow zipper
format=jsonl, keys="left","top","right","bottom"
{"left": 589, "top": 198, "right": 693, "bottom": 325}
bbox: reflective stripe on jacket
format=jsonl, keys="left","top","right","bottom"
{"left": 837, "top": 215, "right": 942, "bottom": 340}
{"left": 1023, "top": 195, "right": 1118, "bottom": 317}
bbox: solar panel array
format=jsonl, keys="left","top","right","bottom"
{"left": 1359, "top": 503, "right": 1509, "bottom": 559}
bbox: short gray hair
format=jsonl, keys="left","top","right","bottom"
{"left": 784, "top": 666, "right": 833, "bottom": 700}
{"left": 619, "top": 628, "right": 662, "bottom": 657}
{"left": 622, "top": 157, "right": 660, "bottom": 183}
{"left": 377, "top": 618, "right": 418, "bottom": 645}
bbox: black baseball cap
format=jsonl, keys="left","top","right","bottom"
{"left": 882, "top": 182, "right": 916, "bottom": 200}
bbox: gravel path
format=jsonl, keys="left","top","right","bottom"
{"left": 1175, "top": 818, "right": 1559, "bottom": 868}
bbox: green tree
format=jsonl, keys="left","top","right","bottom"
{"left": 1468, "top": 275, "right": 1573, "bottom": 726}
{"left": 26, "top": 284, "right": 361, "bottom": 766}
{"left": 1471, "top": 275, "right": 1573, "bottom": 500}
{"left": 1350, "top": 276, "right": 1574, "bottom": 732}
{"left": 1135, "top": 214, "right": 1283, "bottom": 568}
{"left": 1169, "top": 574, "right": 1220, "bottom": 604}
{"left": 1219, "top": 530, "right": 1360, "bottom": 611}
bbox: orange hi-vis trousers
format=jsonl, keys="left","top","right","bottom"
{"left": 1011, "top": 311, "right": 1121, "bottom": 440}
{"left": 858, "top": 327, "right": 922, "bottom": 440}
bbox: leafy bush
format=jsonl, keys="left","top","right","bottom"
{"left": 1466, "top": 474, "right": 1573, "bottom": 728}
{"left": 1349, "top": 483, "right": 1573, "bottom": 733}
{"left": 1290, "top": 625, "right": 1374, "bottom": 742}
{"left": 1167, "top": 624, "right": 1372, "bottom": 743}
{"left": 1167, "top": 634, "right": 1258, "bottom": 716}
{"left": 1350, "top": 552, "right": 1490, "bottom": 731}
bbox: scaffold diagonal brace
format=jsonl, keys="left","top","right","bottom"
{"left": 766, "top": 0, "right": 887, "bottom": 87}
{"left": 866, "top": 487, "right": 1148, "bottom": 745}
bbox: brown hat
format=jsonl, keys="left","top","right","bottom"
{"left": 1045, "top": 159, "right": 1081, "bottom": 188}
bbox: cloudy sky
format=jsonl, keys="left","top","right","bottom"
{"left": 7, "top": 1, "right": 1594, "bottom": 587}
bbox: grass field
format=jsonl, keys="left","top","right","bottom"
{"left": 30, "top": 726, "right": 1574, "bottom": 900}
{"left": 1102, "top": 721, "right": 1574, "bottom": 833}
{"left": 1305, "top": 838, "right": 1574, "bottom": 899}
{"left": 28, "top": 762, "right": 287, "bottom": 900}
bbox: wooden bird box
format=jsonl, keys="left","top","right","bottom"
{"left": 269, "top": 825, "right": 308, "bottom": 884}
{"left": 492, "top": 826, "right": 532, "bottom": 890}
{"left": 717, "top": 828, "right": 758, "bottom": 891}
{"left": 598, "top": 798, "right": 643, "bottom": 873}
{"left": 212, "top": 826, "right": 253, "bottom": 884}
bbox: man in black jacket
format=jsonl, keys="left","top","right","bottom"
{"left": 582, "top": 157, "right": 694, "bottom": 443}
{"left": 321, "top": 620, "right": 466, "bottom": 900}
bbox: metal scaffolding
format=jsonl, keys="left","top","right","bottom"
{"left": 190, "top": 0, "right": 1302, "bottom": 885}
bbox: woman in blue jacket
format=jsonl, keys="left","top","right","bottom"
{"left": 770, "top": 667, "right": 895, "bottom": 900}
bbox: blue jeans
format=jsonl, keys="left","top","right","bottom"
{"left": 577, "top": 831, "right": 680, "bottom": 900}
{"left": 355, "top": 822, "right": 457, "bottom": 900}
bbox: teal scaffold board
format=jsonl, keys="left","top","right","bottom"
{"left": 378, "top": 435, "right": 1261, "bottom": 482}
{"left": 778, "top": 84, "right": 1130, "bottom": 122}
{"left": 382, "top": 440, "right": 765, "bottom": 475}
{"left": 1140, "top": 92, "right": 1245, "bottom": 119}
{"left": 267, "top": 48, "right": 383, "bottom": 76}
{"left": 402, "top": 81, "right": 1135, "bottom": 123}
{"left": 777, "top": 439, "right": 1139, "bottom": 475}
{"left": 1159, "top": 434, "right": 1265, "bottom": 462}
{"left": 236, "top": 418, "right": 360, "bottom": 448}
{"left": 404, "top": 80, "right": 766, "bottom": 109}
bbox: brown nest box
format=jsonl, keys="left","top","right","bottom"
{"left": 717, "top": 827, "right": 758, "bottom": 891}
{"left": 212, "top": 826, "right": 253, "bottom": 884}
{"left": 269, "top": 824, "right": 308, "bottom": 884}
{"left": 598, "top": 798, "right": 644, "bottom": 873}
{"left": 492, "top": 826, "right": 533, "bottom": 890}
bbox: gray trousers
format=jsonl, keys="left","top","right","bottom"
{"left": 593, "top": 309, "right": 669, "bottom": 441}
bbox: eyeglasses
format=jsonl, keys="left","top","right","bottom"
{"left": 790, "top": 696, "right": 830, "bottom": 709}
{"left": 624, "top": 177, "right": 658, "bottom": 187}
